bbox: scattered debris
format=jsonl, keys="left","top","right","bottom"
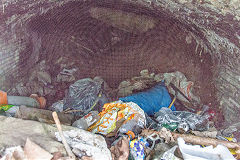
{"left": 63, "top": 77, "right": 109, "bottom": 116}
{"left": 191, "top": 128, "right": 218, "bottom": 138}
{"left": 117, "top": 69, "right": 156, "bottom": 97}
{"left": 53, "top": 112, "right": 76, "bottom": 160}
{"left": 0, "top": 138, "right": 70, "bottom": 160}
{"left": 129, "top": 137, "right": 149, "bottom": 160}
{"left": 117, "top": 69, "right": 200, "bottom": 109}
{"left": 55, "top": 129, "right": 112, "bottom": 160}
{"left": 56, "top": 68, "right": 77, "bottom": 83}
{"left": 110, "top": 137, "right": 129, "bottom": 160}
{"left": 160, "top": 146, "right": 180, "bottom": 160}
{"left": 88, "top": 101, "right": 146, "bottom": 136}
{"left": 178, "top": 137, "right": 235, "bottom": 160}
{"left": 72, "top": 111, "right": 100, "bottom": 130}
{"left": 24, "top": 138, "right": 53, "bottom": 160}
{"left": 49, "top": 100, "right": 64, "bottom": 112}
{"left": 0, "top": 90, "right": 41, "bottom": 108}
{"left": 16, "top": 105, "right": 74, "bottom": 125}
{"left": 120, "top": 82, "right": 176, "bottom": 115}
{"left": 154, "top": 107, "right": 209, "bottom": 132}
{"left": 0, "top": 146, "right": 24, "bottom": 160}
{"left": 0, "top": 115, "right": 79, "bottom": 155}
{"left": 160, "top": 71, "right": 200, "bottom": 104}
{"left": 0, "top": 69, "right": 238, "bottom": 159}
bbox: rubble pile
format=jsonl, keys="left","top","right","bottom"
{"left": 0, "top": 69, "right": 239, "bottom": 160}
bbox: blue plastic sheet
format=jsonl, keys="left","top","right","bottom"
{"left": 119, "top": 82, "right": 175, "bottom": 115}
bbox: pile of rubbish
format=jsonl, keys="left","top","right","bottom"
{"left": 0, "top": 69, "right": 239, "bottom": 160}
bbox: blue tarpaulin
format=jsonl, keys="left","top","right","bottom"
{"left": 119, "top": 82, "right": 175, "bottom": 115}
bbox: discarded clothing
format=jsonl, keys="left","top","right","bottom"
{"left": 120, "top": 82, "right": 175, "bottom": 116}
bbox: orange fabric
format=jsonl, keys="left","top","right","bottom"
{"left": 0, "top": 90, "right": 7, "bottom": 105}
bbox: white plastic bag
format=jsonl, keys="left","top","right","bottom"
{"left": 177, "top": 138, "right": 235, "bottom": 160}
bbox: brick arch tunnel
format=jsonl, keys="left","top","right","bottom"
{"left": 0, "top": 0, "right": 240, "bottom": 126}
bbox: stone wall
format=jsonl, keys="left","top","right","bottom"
{"left": 133, "top": 0, "right": 240, "bottom": 124}
{"left": 0, "top": 0, "right": 239, "bottom": 124}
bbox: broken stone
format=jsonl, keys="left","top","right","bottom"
{"left": 54, "top": 57, "right": 76, "bottom": 71}
{"left": 154, "top": 73, "right": 164, "bottom": 82}
{"left": 37, "top": 71, "right": 52, "bottom": 85}
{"left": 117, "top": 70, "right": 157, "bottom": 97}
{"left": 57, "top": 74, "right": 75, "bottom": 83}
{"left": 38, "top": 60, "right": 50, "bottom": 71}
{"left": 24, "top": 138, "right": 53, "bottom": 160}
{"left": 0, "top": 146, "right": 25, "bottom": 160}
{"left": 26, "top": 81, "right": 44, "bottom": 96}
{"left": 150, "top": 73, "right": 155, "bottom": 78}
{"left": 55, "top": 130, "right": 112, "bottom": 160}
{"left": 118, "top": 86, "right": 134, "bottom": 97}
{"left": 222, "top": 122, "right": 240, "bottom": 136}
{"left": 0, "top": 116, "right": 80, "bottom": 155}
{"left": 140, "top": 69, "right": 150, "bottom": 77}
{"left": 118, "top": 81, "right": 131, "bottom": 89}
{"left": 16, "top": 82, "right": 29, "bottom": 96}
{"left": 56, "top": 68, "right": 77, "bottom": 83}
{"left": 43, "top": 86, "right": 56, "bottom": 96}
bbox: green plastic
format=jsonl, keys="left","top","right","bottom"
{"left": 162, "top": 122, "right": 178, "bottom": 131}
{"left": 0, "top": 104, "right": 14, "bottom": 111}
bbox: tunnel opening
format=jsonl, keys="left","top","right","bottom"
{"left": 17, "top": 0, "right": 217, "bottom": 110}
{"left": 2, "top": 0, "right": 240, "bottom": 158}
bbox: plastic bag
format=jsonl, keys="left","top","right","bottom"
{"left": 178, "top": 137, "right": 235, "bottom": 160}
{"left": 88, "top": 101, "right": 146, "bottom": 135}
{"left": 63, "top": 77, "right": 108, "bottom": 116}
{"left": 0, "top": 104, "right": 14, "bottom": 111}
{"left": 161, "top": 146, "right": 181, "bottom": 160}
{"left": 154, "top": 108, "right": 209, "bottom": 131}
{"left": 120, "top": 82, "right": 175, "bottom": 116}
{"left": 50, "top": 100, "right": 64, "bottom": 112}
{"left": 129, "top": 137, "right": 149, "bottom": 160}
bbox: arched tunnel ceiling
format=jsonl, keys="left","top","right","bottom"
{"left": 2, "top": 0, "right": 240, "bottom": 57}
{"left": 0, "top": 0, "right": 240, "bottom": 124}
{"left": 22, "top": 0, "right": 215, "bottom": 104}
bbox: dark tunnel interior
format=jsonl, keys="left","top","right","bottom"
{"left": 20, "top": 1, "right": 217, "bottom": 108}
